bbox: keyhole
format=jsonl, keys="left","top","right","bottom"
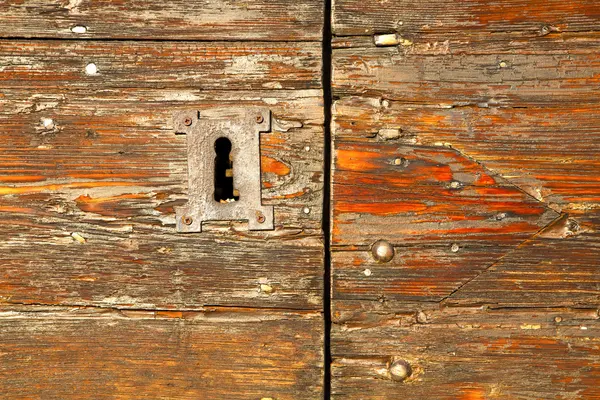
{"left": 214, "top": 137, "right": 239, "bottom": 203}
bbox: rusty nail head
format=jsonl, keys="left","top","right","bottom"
{"left": 182, "top": 216, "right": 193, "bottom": 225}
{"left": 184, "top": 118, "right": 193, "bottom": 126}
{"left": 371, "top": 240, "right": 395, "bottom": 263}
{"left": 256, "top": 115, "right": 264, "bottom": 124}
{"left": 256, "top": 211, "right": 266, "bottom": 224}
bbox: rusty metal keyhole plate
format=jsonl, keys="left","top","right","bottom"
{"left": 173, "top": 107, "right": 274, "bottom": 232}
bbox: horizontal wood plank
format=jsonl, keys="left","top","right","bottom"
{"left": 0, "top": 89, "right": 324, "bottom": 229}
{"left": 333, "top": 96, "right": 600, "bottom": 217}
{"left": 0, "top": 306, "right": 323, "bottom": 399}
{"left": 332, "top": 302, "right": 600, "bottom": 399}
{"left": 0, "top": 0, "right": 323, "bottom": 41}
{"left": 0, "top": 40, "right": 321, "bottom": 91}
{"left": 332, "top": 0, "right": 600, "bottom": 36}
{"left": 0, "top": 224, "right": 323, "bottom": 309}
{"left": 333, "top": 34, "right": 600, "bottom": 104}
{"left": 333, "top": 141, "right": 557, "bottom": 246}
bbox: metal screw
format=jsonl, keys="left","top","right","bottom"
{"left": 371, "top": 240, "right": 395, "bottom": 263}
{"left": 451, "top": 243, "right": 460, "bottom": 253}
{"left": 389, "top": 359, "right": 412, "bottom": 382}
{"left": 184, "top": 118, "right": 193, "bottom": 126}
{"left": 182, "top": 216, "right": 193, "bottom": 225}
{"left": 256, "top": 115, "right": 264, "bottom": 124}
{"left": 256, "top": 211, "right": 266, "bottom": 224}
{"left": 554, "top": 316, "right": 563, "bottom": 323}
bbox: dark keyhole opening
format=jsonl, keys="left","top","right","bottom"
{"left": 214, "top": 137, "right": 239, "bottom": 203}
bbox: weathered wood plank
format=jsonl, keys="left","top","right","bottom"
{"left": 332, "top": 35, "right": 600, "bottom": 104}
{"left": 333, "top": 96, "right": 600, "bottom": 217}
{"left": 0, "top": 0, "right": 323, "bottom": 41}
{"left": 331, "top": 141, "right": 558, "bottom": 301}
{"left": 0, "top": 306, "right": 323, "bottom": 399}
{"left": 333, "top": 141, "right": 557, "bottom": 247}
{"left": 332, "top": 302, "right": 600, "bottom": 399}
{"left": 445, "top": 217, "right": 600, "bottom": 307}
{"left": 0, "top": 89, "right": 323, "bottom": 229}
{"left": 0, "top": 223, "right": 323, "bottom": 309}
{"left": 332, "top": 0, "right": 600, "bottom": 36}
{"left": 0, "top": 41, "right": 324, "bottom": 309}
{"left": 0, "top": 40, "right": 321, "bottom": 91}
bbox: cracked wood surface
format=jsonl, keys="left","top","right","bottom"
{"left": 331, "top": 0, "right": 600, "bottom": 398}
{"left": 0, "top": 41, "right": 325, "bottom": 310}
{"left": 332, "top": 141, "right": 558, "bottom": 301}
{"left": 332, "top": 0, "right": 600, "bottom": 37}
{"left": 331, "top": 302, "right": 600, "bottom": 399}
{"left": 0, "top": 7, "right": 325, "bottom": 398}
{"left": 0, "top": 0, "right": 324, "bottom": 41}
{"left": 333, "top": 95, "right": 600, "bottom": 219}
{"left": 0, "top": 306, "right": 324, "bottom": 399}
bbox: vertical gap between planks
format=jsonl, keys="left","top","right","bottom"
{"left": 322, "top": 0, "right": 333, "bottom": 396}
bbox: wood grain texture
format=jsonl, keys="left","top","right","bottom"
{"left": 0, "top": 41, "right": 324, "bottom": 310}
{"left": 333, "top": 95, "right": 600, "bottom": 217}
{"left": 0, "top": 88, "right": 324, "bottom": 229}
{"left": 0, "top": 0, "right": 323, "bottom": 41}
{"left": 445, "top": 216, "right": 600, "bottom": 307}
{"left": 331, "top": 302, "right": 600, "bottom": 399}
{"left": 332, "top": 141, "right": 559, "bottom": 301}
{"left": 0, "top": 4, "right": 326, "bottom": 399}
{"left": 332, "top": 0, "right": 600, "bottom": 36}
{"left": 333, "top": 141, "right": 557, "bottom": 247}
{"left": 331, "top": 1, "right": 600, "bottom": 397}
{"left": 0, "top": 306, "right": 323, "bottom": 399}
{"left": 0, "top": 224, "right": 323, "bottom": 309}
{"left": 333, "top": 34, "right": 600, "bottom": 104}
{"left": 0, "top": 40, "right": 321, "bottom": 91}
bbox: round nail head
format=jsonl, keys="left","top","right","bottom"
{"left": 389, "top": 360, "right": 412, "bottom": 382}
{"left": 182, "top": 216, "right": 193, "bottom": 225}
{"left": 371, "top": 240, "right": 394, "bottom": 263}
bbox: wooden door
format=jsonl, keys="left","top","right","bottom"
{"left": 330, "top": 1, "right": 600, "bottom": 398}
{"left": 0, "top": 2, "right": 324, "bottom": 399}
{"left": 2, "top": 1, "right": 600, "bottom": 399}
